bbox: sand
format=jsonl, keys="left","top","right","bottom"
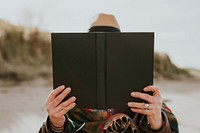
{"left": 0, "top": 77, "right": 200, "bottom": 133}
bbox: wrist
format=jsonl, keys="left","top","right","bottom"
{"left": 46, "top": 115, "right": 66, "bottom": 133}
{"left": 149, "top": 121, "right": 162, "bottom": 131}
{"left": 139, "top": 111, "right": 172, "bottom": 133}
{"left": 50, "top": 120, "right": 64, "bottom": 132}
{"left": 149, "top": 116, "right": 162, "bottom": 130}
{"left": 50, "top": 116, "right": 66, "bottom": 127}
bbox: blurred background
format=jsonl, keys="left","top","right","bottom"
{"left": 0, "top": 0, "right": 200, "bottom": 133}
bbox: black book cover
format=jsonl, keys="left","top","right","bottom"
{"left": 51, "top": 32, "right": 154, "bottom": 109}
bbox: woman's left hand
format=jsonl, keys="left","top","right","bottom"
{"left": 127, "top": 85, "right": 163, "bottom": 130}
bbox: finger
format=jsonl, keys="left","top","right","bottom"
{"left": 52, "top": 87, "right": 72, "bottom": 107}
{"left": 143, "top": 86, "right": 161, "bottom": 97}
{"left": 59, "top": 103, "right": 76, "bottom": 116}
{"left": 49, "top": 106, "right": 64, "bottom": 117}
{"left": 58, "top": 96, "right": 76, "bottom": 109}
{"left": 50, "top": 97, "right": 76, "bottom": 116}
{"left": 127, "top": 102, "right": 152, "bottom": 110}
{"left": 47, "top": 85, "right": 65, "bottom": 103}
{"left": 131, "top": 92, "right": 154, "bottom": 103}
{"left": 131, "top": 108, "right": 153, "bottom": 116}
{"left": 63, "top": 102, "right": 76, "bottom": 113}
{"left": 47, "top": 96, "right": 76, "bottom": 116}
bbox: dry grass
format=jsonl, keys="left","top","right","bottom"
{"left": 0, "top": 20, "right": 51, "bottom": 84}
{"left": 0, "top": 20, "right": 192, "bottom": 85}
{"left": 154, "top": 52, "right": 191, "bottom": 79}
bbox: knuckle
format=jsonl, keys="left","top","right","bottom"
{"left": 56, "top": 97, "right": 61, "bottom": 102}
{"left": 51, "top": 92, "right": 56, "bottom": 98}
{"left": 67, "top": 98, "right": 73, "bottom": 103}
{"left": 145, "top": 95, "right": 150, "bottom": 101}
{"left": 60, "top": 102, "right": 66, "bottom": 108}
{"left": 63, "top": 90, "right": 69, "bottom": 96}
{"left": 154, "top": 86, "right": 158, "bottom": 91}
{"left": 63, "top": 101, "right": 69, "bottom": 107}
{"left": 66, "top": 98, "right": 73, "bottom": 104}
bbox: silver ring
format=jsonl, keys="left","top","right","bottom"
{"left": 144, "top": 103, "right": 149, "bottom": 110}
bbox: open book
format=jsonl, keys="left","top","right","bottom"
{"left": 51, "top": 32, "right": 154, "bottom": 109}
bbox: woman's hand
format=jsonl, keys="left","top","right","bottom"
{"left": 127, "top": 85, "right": 162, "bottom": 130}
{"left": 45, "top": 85, "right": 76, "bottom": 128}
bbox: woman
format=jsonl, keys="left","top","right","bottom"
{"left": 39, "top": 13, "right": 178, "bottom": 133}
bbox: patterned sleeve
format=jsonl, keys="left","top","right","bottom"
{"left": 162, "top": 102, "right": 179, "bottom": 133}
{"left": 137, "top": 102, "right": 179, "bottom": 133}
{"left": 38, "top": 115, "right": 76, "bottom": 133}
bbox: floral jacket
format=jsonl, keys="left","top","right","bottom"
{"left": 39, "top": 103, "right": 178, "bottom": 133}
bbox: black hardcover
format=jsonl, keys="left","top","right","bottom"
{"left": 51, "top": 32, "right": 154, "bottom": 109}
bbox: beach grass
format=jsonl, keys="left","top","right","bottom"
{"left": 0, "top": 20, "right": 193, "bottom": 84}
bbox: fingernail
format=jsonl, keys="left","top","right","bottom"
{"left": 127, "top": 102, "right": 131, "bottom": 106}
{"left": 61, "top": 85, "right": 65, "bottom": 89}
{"left": 72, "top": 96, "right": 76, "bottom": 101}
{"left": 66, "top": 87, "right": 71, "bottom": 91}
{"left": 131, "top": 92, "right": 135, "bottom": 96}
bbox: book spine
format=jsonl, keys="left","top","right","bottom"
{"left": 96, "top": 33, "right": 106, "bottom": 109}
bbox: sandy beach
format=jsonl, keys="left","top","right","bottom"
{"left": 0, "top": 77, "right": 200, "bottom": 133}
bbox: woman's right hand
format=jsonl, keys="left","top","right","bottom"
{"left": 45, "top": 85, "right": 76, "bottom": 128}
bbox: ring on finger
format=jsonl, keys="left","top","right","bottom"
{"left": 144, "top": 103, "right": 149, "bottom": 110}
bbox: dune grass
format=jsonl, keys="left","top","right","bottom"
{"left": 0, "top": 20, "right": 51, "bottom": 82}
{"left": 0, "top": 20, "right": 192, "bottom": 84}
{"left": 154, "top": 52, "right": 191, "bottom": 79}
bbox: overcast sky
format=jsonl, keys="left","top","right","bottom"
{"left": 0, "top": 0, "right": 200, "bottom": 69}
